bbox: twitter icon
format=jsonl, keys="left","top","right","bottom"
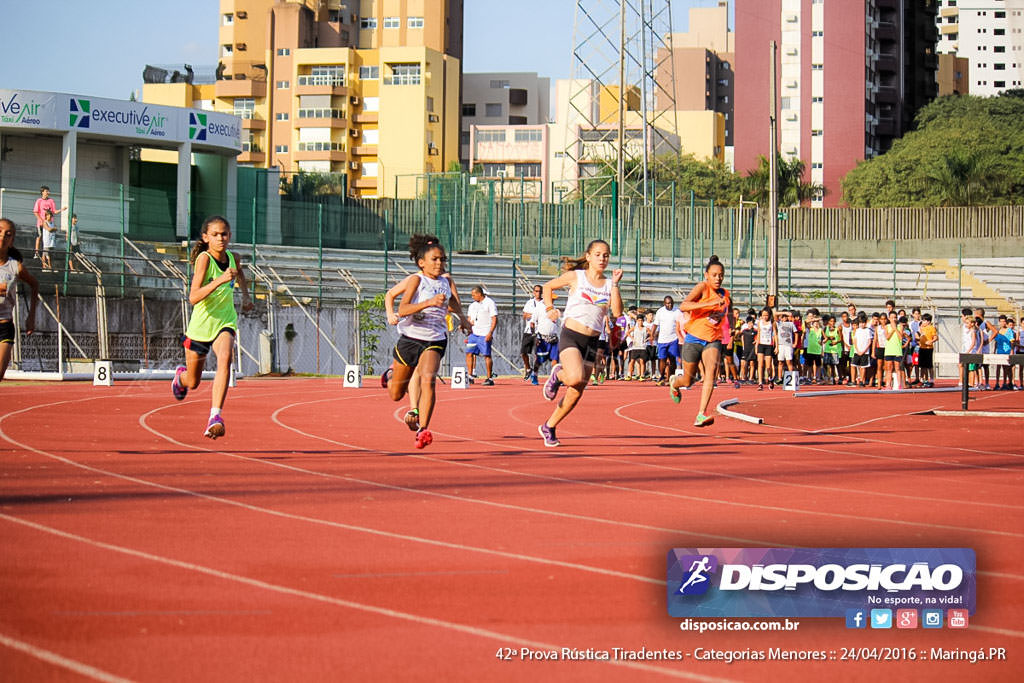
{"left": 870, "top": 609, "right": 893, "bottom": 629}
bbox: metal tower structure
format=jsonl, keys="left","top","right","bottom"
{"left": 559, "top": 0, "right": 680, "bottom": 208}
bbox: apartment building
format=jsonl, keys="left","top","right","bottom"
{"left": 734, "top": 0, "right": 938, "bottom": 208}
{"left": 936, "top": 0, "right": 1024, "bottom": 95}
{"left": 460, "top": 73, "right": 550, "bottom": 166}
{"left": 147, "top": 0, "right": 463, "bottom": 198}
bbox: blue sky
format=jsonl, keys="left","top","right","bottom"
{"left": 0, "top": 0, "right": 729, "bottom": 99}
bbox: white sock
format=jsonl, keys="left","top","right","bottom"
{"left": 210, "top": 407, "right": 222, "bottom": 419}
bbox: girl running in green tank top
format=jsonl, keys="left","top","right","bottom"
{"left": 171, "top": 215, "right": 253, "bottom": 439}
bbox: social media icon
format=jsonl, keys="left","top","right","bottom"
{"left": 896, "top": 609, "right": 918, "bottom": 629}
{"left": 870, "top": 609, "right": 892, "bottom": 629}
{"left": 922, "top": 609, "right": 943, "bottom": 628}
{"left": 948, "top": 609, "right": 969, "bottom": 629}
{"left": 846, "top": 609, "right": 867, "bottom": 629}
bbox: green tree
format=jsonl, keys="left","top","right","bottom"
{"left": 742, "top": 154, "right": 827, "bottom": 207}
{"left": 842, "top": 91, "right": 1024, "bottom": 206}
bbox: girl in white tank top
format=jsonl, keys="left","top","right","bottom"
{"left": 382, "top": 235, "right": 471, "bottom": 450}
{"left": 0, "top": 218, "right": 40, "bottom": 382}
{"left": 535, "top": 239, "right": 623, "bottom": 448}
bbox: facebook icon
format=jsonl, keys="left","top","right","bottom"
{"left": 845, "top": 609, "right": 867, "bottom": 629}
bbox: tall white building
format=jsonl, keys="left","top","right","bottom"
{"left": 936, "top": 0, "right": 1024, "bottom": 95}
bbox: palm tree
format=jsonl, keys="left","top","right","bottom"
{"left": 744, "top": 154, "right": 827, "bottom": 207}
{"left": 924, "top": 149, "right": 993, "bottom": 206}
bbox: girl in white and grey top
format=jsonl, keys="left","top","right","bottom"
{"left": 0, "top": 218, "right": 40, "bottom": 381}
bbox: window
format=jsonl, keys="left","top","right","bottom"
{"left": 277, "top": 48, "right": 291, "bottom": 56}
{"left": 275, "top": 145, "right": 288, "bottom": 153}
{"left": 426, "top": 96, "right": 434, "bottom": 112}
{"left": 275, "top": 112, "right": 289, "bottom": 121}
{"left": 476, "top": 130, "right": 506, "bottom": 142}
{"left": 360, "top": 17, "right": 377, "bottom": 29}
{"left": 221, "top": 44, "right": 233, "bottom": 57}
{"left": 995, "top": 80, "right": 1006, "bottom": 88}
{"left": 299, "top": 66, "right": 345, "bottom": 86}
{"left": 995, "top": 45, "right": 1006, "bottom": 52}
{"left": 386, "top": 63, "right": 421, "bottom": 85}
{"left": 328, "top": 9, "right": 341, "bottom": 22}
{"left": 408, "top": 16, "right": 424, "bottom": 28}
{"left": 811, "top": 31, "right": 823, "bottom": 37}
{"left": 554, "top": 151, "right": 565, "bottom": 158}
{"left": 489, "top": 80, "right": 510, "bottom": 89}
{"left": 359, "top": 65, "right": 379, "bottom": 79}
{"left": 996, "top": 11, "right": 1006, "bottom": 18}
{"left": 811, "top": 129, "right": 823, "bottom": 136}
{"left": 781, "top": 97, "right": 792, "bottom": 109}
{"left": 462, "top": 104, "right": 476, "bottom": 116}
{"left": 383, "top": 16, "right": 400, "bottom": 29}
{"left": 995, "top": 28, "right": 1005, "bottom": 35}
{"left": 811, "top": 162, "right": 823, "bottom": 169}
{"left": 812, "top": 96, "right": 824, "bottom": 103}
{"left": 995, "top": 63, "right": 1007, "bottom": 70}
{"left": 223, "top": 13, "right": 233, "bottom": 25}
{"left": 233, "top": 98, "right": 255, "bottom": 118}
{"left": 276, "top": 80, "right": 290, "bottom": 89}
{"left": 485, "top": 103, "right": 502, "bottom": 117}
{"left": 515, "top": 163, "right": 541, "bottom": 178}
{"left": 811, "top": 63, "right": 824, "bottom": 70}
{"left": 514, "top": 129, "right": 543, "bottom": 142}
{"left": 480, "top": 163, "right": 505, "bottom": 176}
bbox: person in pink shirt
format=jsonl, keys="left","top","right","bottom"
{"left": 32, "top": 186, "right": 63, "bottom": 260}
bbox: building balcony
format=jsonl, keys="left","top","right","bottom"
{"left": 352, "top": 177, "right": 378, "bottom": 189}
{"left": 509, "top": 88, "right": 528, "bottom": 106}
{"left": 237, "top": 148, "right": 266, "bottom": 164}
{"left": 215, "top": 78, "right": 267, "bottom": 99}
{"left": 296, "top": 109, "right": 348, "bottom": 128}
{"left": 876, "top": 54, "right": 898, "bottom": 73}
{"left": 940, "top": 23, "right": 959, "bottom": 35}
{"left": 876, "top": 22, "right": 897, "bottom": 42}
{"left": 293, "top": 147, "right": 348, "bottom": 162}
{"left": 352, "top": 111, "right": 379, "bottom": 124}
{"left": 876, "top": 85, "right": 898, "bottom": 103}
{"left": 351, "top": 145, "right": 378, "bottom": 156}
{"left": 240, "top": 116, "right": 266, "bottom": 130}
{"left": 295, "top": 75, "right": 349, "bottom": 96}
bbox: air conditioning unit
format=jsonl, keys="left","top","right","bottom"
{"left": 349, "top": 161, "right": 361, "bottom": 170}
{"left": 428, "top": 147, "right": 439, "bottom": 156}
{"left": 350, "top": 95, "right": 360, "bottom": 106}
{"left": 235, "top": 43, "right": 247, "bottom": 51}
{"left": 428, "top": 114, "right": 439, "bottom": 122}
{"left": 236, "top": 10, "right": 247, "bottom": 19}
{"left": 350, "top": 128, "right": 360, "bottom": 137}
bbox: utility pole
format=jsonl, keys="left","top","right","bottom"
{"left": 767, "top": 40, "right": 779, "bottom": 304}
{"left": 617, "top": 0, "right": 626, "bottom": 252}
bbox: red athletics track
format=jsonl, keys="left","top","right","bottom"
{"left": 0, "top": 377, "right": 1021, "bottom": 682}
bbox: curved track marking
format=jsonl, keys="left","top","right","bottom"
{"left": 0, "top": 513, "right": 731, "bottom": 682}
{"left": 491, "top": 400, "right": 1024, "bottom": 511}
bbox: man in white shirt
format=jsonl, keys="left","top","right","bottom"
{"left": 465, "top": 286, "right": 498, "bottom": 385}
{"left": 520, "top": 285, "right": 543, "bottom": 380}
{"left": 653, "top": 296, "right": 681, "bottom": 385}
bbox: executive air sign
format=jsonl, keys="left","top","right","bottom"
{"left": 667, "top": 548, "right": 976, "bottom": 618}
{"left": 0, "top": 89, "right": 240, "bottom": 152}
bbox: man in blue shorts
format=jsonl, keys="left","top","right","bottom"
{"left": 465, "top": 286, "right": 498, "bottom": 385}
{"left": 654, "top": 295, "right": 681, "bottom": 385}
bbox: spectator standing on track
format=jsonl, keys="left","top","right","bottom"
{"left": 994, "top": 315, "right": 1015, "bottom": 389}
{"left": 805, "top": 315, "right": 823, "bottom": 384}
{"left": 465, "top": 286, "right": 497, "bottom": 386}
{"left": 879, "top": 312, "right": 906, "bottom": 390}
{"left": 917, "top": 313, "right": 937, "bottom": 388}
{"left": 775, "top": 310, "right": 797, "bottom": 383}
{"left": 907, "top": 308, "right": 923, "bottom": 386}
{"left": 974, "top": 307, "right": 998, "bottom": 390}
{"left": 669, "top": 255, "right": 733, "bottom": 427}
{"left": 852, "top": 312, "right": 873, "bottom": 387}
{"left": 537, "top": 239, "right": 623, "bottom": 448}
{"left": 520, "top": 285, "right": 544, "bottom": 380}
{"left": 171, "top": 215, "right": 254, "bottom": 439}
{"left": 840, "top": 311, "right": 854, "bottom": 384}
{"left": 381, "top": 234, "right": 471, "bottom": 449}
{"left": 625, "top": 308, "right": 648, "bottom": 380}
{"left": 871, "top": 312, "right": 886, "bottom": 388}
{"left": 0, "top": 219, "right": 39, "bottom": 382}
{"left": 740, "top": 314, "right": 756, "bottom": 382}
{"left": 823, "top": 315, "right": 842, "bottom": 384}
{"left": 653, "top": 296, "right": 681, "bottom": 386}
{"left": 644, "top": 310, "right": 658, "bottom": 380}
{"left": 755, "top": 307, "right": 776, "bottom": 390}
{"left": 32, "top": 186, "right": 62, "bottom": 261}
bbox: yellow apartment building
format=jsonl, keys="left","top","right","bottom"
{"left": 145, "top": 0, "right": 463, "bottom": 198}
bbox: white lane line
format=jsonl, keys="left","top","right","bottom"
{"left": 495, "top": 401, "right": 1024, "bottom": 512}
{"left": 0, "top": 513, "right": 732, "bottom": 682}
{"left": 0, "top": 632, "right": 133, "bottom": 683}
{"left": 1, "top": 396, "right": 664, "bottom": 586}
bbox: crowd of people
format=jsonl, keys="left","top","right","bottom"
{"left": 516, "top": 293, "right": 1024, "bottom": 394}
